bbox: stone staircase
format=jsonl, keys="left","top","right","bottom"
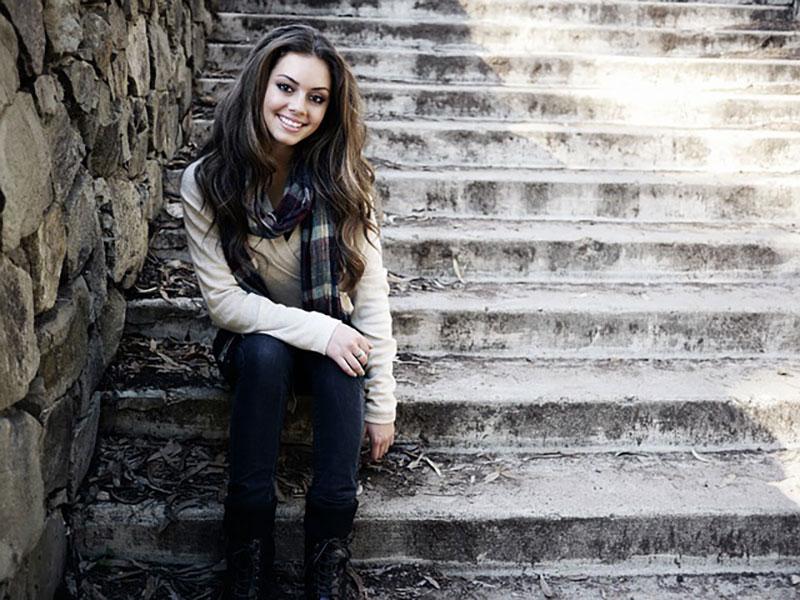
{"left": 68, "top": 0, "right": 800, "bottom": 597}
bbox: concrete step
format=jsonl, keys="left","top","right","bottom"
{"left": 214, "top": 0, "right": 793, "bottom": 30}
{"left": 73, "top": 444, "right": 800, "bottom": 565}
{"left": 211, "top": 14, "right": 800, "bottom": 58}
{"left": 204, "top": 45, "right": 800, "bottom": 89}
{"left": 68, "top": 559, "right": 800, "bottom": 600}
{"left": 124, "top": 281, "right": 800, "bottom": 356}
{"left": 163, "top": 165, "right": 800, "bottom": 223}
{"left": 149, "top": 218, "right": 800, "bottom": 282}
{"left": 98, "top": 343, "right": 800, "bottom": 451}
{"left": 381, "top": 219, "right": 800, "bottom": 281}
{"left": 191, "top": 118, "right": 800, "bottom": 173}
{"left": 195, "top": 79, "right": 800, "bottom": 130}
{"left": 374, "top": 168, "right": 800, "bottom": 223}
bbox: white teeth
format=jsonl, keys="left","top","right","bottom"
{"left": 278, "top": 114, "right": 303, "bottom": 129}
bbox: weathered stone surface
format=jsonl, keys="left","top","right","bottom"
{"left": 123, "top": 97, "right": 149, "bottom": 177}
{"left": 103, "top": 177, "right": 148, "bottom": 287}
{"left": 76, "top": 327, "right": 105, "bottom": 420}
{"left": 6, "top": 510, "right": 67, "bottom": 600}
{"left": 86, "top": 85, "right": 125, "bottom": 177}
{"left": 77, "top": 11, "right": 112, "bottom": 82}
{"left": 0, "top": 408, "right": 45, "bottom": 582}
{"left": 35, "top": 276, "right": 90, "bottom": 405}
{"left": 121, "top": 0, "right": 139, "bottom": 21}
{"left": 142, "top": 158, "right": 164, "bottom": 220}
{"left": 127, "top": 15, "right": 150, "bottom": 96}
{"left": 0, "top": 0, "right": 45, "bottom": 75}
{"left": 0, "top": 14, "right": 18, "bottom": 113}
{"left": 175, "top": 48, "right": 193, "bottom": 116}
{"left": 191, "top": 20, "right": 206, "bottom": 75}
{"left": 68, "top": 384, "right": 100, "bottom": 498}
{"left": 82, "top": 209, "right": 108, "bottom": 322}
{"left": 149, "top": 20, "right": 171, "bottom": 92}
{"left": 39, "top": 390, "right": 74, "bottom": 495}
{"left": 43, "top": 0, "right": 81, "bottom": 55}
{"left": 0, "top": 257, "right": 39, "bottom": 412}
{"left": 108, "top": 49, "right": 128, "bottom": 101}
{"left": 64, "top": 170, "right": 101, "bottom": 280}
{"left": 63, "top": 58, "right": 99, "bottom": 114}
{"left": 148, "top": 89, "right": 179, "bottom": 157}
{"left": 21, "top": 202, "right": 66, "bottom": 315}
{"left": 98, "top": 286, "right": 126, "bottom": 367}
{"left": 0, "top": 92, "right": 53, "bottom": 252}
{"left": 32, "top": 74, "right": 61, "bottom": 120}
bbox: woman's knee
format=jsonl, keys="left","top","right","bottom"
{"left": 234, "top": 334, "right": 293, "bottom": 379}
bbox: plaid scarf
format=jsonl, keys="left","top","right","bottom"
{"left": 236, "top": 162, "right": 345, "bottom": 320}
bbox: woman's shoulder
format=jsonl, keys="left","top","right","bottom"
{"left": 180, "top": 157, "right": 207, "bottom": 208}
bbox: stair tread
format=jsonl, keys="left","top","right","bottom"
{"left": 80, "top": 448, "right": 800, "bottom": 520}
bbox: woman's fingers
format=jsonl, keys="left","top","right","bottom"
{"left": 343, "top": 351, "right": 365, "bottom": 376}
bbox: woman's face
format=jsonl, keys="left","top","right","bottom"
{"left": 262, "top": 52, "right": 331, "bottom": 153}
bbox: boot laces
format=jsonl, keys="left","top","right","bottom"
{"left": 230, "top": 539, "right": 261, "bottom": 597}
{"left": 312, "top": 538, "right": 350, "bottom": 598}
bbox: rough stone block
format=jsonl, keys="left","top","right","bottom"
{"left": 39, "top": 391, "right": 74, "bottom": 496}
{"left": 148, "top": 89, "right": 179, "bottom": 157}
{"left": 35, "top": 277, "right": 90, "bottom": 405}
{"left": 5, "top": 510, "right": 67, "bottom": 600}
{"left": 149, "top": 20, "right": 171, "bottom": 92}
{"left": 123, "top": 97, "right": 149, "bottom": 178}
{"left": 0, "top": 408, "right": 45, "bottom": 582}
{"left": 64, "top": 170, "right": 101, "bottom": 280}
{"left": 127, "top": 15, "right": 151, "bottom": 96}
{"left": 103, "top": 177, "right": 148, "bottom": 287}
{"left": 77, "top": 11, "right": 113, "bottom": 82}
{"left": 86, "top": 87, "right": 127, "bottom": 178}
{"left": 109, "top": 48, "right": 128, "bottom": 101}
{"left": 0, "top": 0, "right": 45, "bottom": 75}
{"left": 32, "top": 74, "right": 62, "bottom": 120}
{"left": 0, "top": 14, "right": 18, "bottom": 113}
{"left": 0, "top": 92, "right": 53, "bottom": 252}
{"left": 63, "top": 58, "right": 99, "bottom": 114}
{"left": 0, "top": 256, "right": 39, "bottom": 412}
{"left": 98, "top": 286, "right": 126, "bottom": 367}
{"left": 82, "top": 218, "right": 108, "bottom": 322}
{"left": 42, "top": 0, "right": 82, "bottom": 56}
{"left": 22, "top": 202, "right": 67, "bottom": 315}
{"left": 68, "top": 392, "right": 100, "bottom": 500}
{"left": 143, "top": 158, "right": 164, "bottom": 220}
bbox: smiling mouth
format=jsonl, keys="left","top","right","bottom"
{"left": 278, "top": 114, "right": 306, "bottom": 131}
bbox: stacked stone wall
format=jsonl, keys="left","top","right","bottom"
{"left": 0, "top": 0, "right": 211, "bottom": 597}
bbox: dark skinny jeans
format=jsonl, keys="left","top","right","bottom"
{"left": 218, "top": 332, "right": 365, "bottom": 511}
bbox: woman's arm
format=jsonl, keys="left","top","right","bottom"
{"left": 180, "top": 161, "right": 341, "bottom": 354}
{"left": 348, "top": 219, "right": 398, "bottom": 426}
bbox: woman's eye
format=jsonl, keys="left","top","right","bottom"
{"left": 311, "top": 95, "right": 327, "bottom": 104}
{"left": 277, "top": 82, "right": 291, "bottom": 92}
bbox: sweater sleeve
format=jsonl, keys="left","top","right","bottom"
{"left": 180, "top": 161, "right": 341, "bottom": 354}
{"left": 349, "top": 220, "right": 398, "bottom": 424}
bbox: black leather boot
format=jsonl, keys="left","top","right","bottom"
{"left": 221, "top": 501, "right": 277, "bottom": 600}
{"left": 303, "top": 499, "right": 363, "bottom": 600}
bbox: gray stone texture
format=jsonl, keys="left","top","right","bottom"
{"left": 35, "top": 277, "right": 90, "bottom": 405}
{"left": 0, "top": 0, "right": 209, "bottom": 590}
{"left": 22, "top": 202, "right": 67, "bottom": 315}
{"left": 64, "top": 170, "right": 101, "bottom": 280}
{"left": 0, "top": 256, "right": 39, "bottom": 412}
{"left": 43, "top": 0, "right": 82, "bottom": 56}
{"left": 5, "top": 511, "right": 67, "bottom": 600}
{"left": 0, "top": 408, "right": 45, "bottom": 582}
{"left": 0, "top": 92, "right": 52, "bottom": 252}
{"left": 0, "top": 0, "right": 45, "bottom": 75}
{"left": 0, "top": 14, "right": 18, "bottom": 114}
{"left": 127, "top": 16, "right": 151, "bottom": 96}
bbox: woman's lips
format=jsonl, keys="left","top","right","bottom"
{"left": 278, "top": 113, "right": 305, "bottom": 132}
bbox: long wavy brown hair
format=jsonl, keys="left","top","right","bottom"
{"left": 193, "top": 24, "right": 377, "bottom": 293}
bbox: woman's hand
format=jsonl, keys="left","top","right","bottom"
{"left": 325, "top": 323, "right": 373, "bottom": 377}
{"left": 365, "top": 422, "right": 395, "bottom": 461}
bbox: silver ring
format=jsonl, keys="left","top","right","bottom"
{"left": 354, "top": 350, "right": 365, "bottom": 359}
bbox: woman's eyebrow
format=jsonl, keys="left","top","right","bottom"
{"left": 277, "top": 74, "right": 329, "bottom": 92}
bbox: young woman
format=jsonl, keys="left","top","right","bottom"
{"left": 179, "top": 24, "right": 397, "bottom": 599}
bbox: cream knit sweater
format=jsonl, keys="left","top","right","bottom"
{"left": 180, "top": 160, "right": 397, "bottom": 424}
